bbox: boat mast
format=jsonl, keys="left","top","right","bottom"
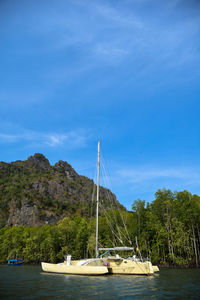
{"left": 95, "top": 141, "right": 100, "bottom": 258}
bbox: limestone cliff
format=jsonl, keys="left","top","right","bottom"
{"left": 0, "top": 154, "right": 124, "bottom": 227}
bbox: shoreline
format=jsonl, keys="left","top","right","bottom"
{"left": 1, "top": 262, "right": 199, "bottom": 269}
{"left": 157, "top": 263, "right": 199, "bottom": 269}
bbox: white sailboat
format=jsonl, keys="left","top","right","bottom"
{"left": 41, "top": 141, "right": 158, "bottom": 276}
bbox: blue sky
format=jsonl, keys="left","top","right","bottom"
{"left": 0, "top": 0, "right": 200, "bottom": 210}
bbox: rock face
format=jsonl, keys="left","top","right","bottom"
{"left": 0, "top": 154, "right": 124, "bottom": 227}
{"left": 26, "top": 153, "right": 51, "bottom": 171}
{"left": 7, "top": 199, "right": 38, "bottom": 226}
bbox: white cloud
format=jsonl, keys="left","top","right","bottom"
{"left": 45, "top": 134, "right": 67, "bottom": 147}
{"left": 0, "top": 129, "right": 91, "bottom": 149}
{"left": 118, "top": 166, "right": 200, "bottom": 186}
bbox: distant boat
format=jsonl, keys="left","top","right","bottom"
{"left": 7, "top": 259, "right": 23, "bottom": 266}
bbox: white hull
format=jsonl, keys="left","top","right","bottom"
{"left": 152, "top": 265, "right": 159, "bottom": 272}
{"left": 105, "top": 258, "right": 155, "bottom": 276}
{"left": 41, "top": 261, "right": 108, "bottom": 275}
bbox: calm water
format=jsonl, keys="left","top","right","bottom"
{"left": 0, "top": 265, "right": 200, "bottom": 299}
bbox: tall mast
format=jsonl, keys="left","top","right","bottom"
{"left": 95, "top": 141, "right": 100, "bottom": 258}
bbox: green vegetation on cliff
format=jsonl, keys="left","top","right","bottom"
{"left": 0, "top": 153, "right": 122, "bottom": 227}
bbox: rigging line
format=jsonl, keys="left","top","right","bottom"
{"left": 119, "top": 211, "right": 133, "bottom": 246}
{"left": 98, "top": 199, "right": 123, "bottom": 239}
{"left": 98, "top": 202, "right": 126, "bottom": 246}
{"left": 100, "top": 153, "right": 127, "bottom": 216}
{"left": 95, "top": 144, "right": 131, "bottom": 248}
{"left": 98, "top": 238, "right": 117, "bottom": 252}
{"left": 99, "top": 190, "right": 129, "bottom": 245}
{"left": 100, "top": 164, "right": 124, "bottom": 235}
{"left": 100, "top": 158, "right": 133, "bottom": 245}
{"left": 86, "top": 148, "right": 122, "bottom": 253}
{"left": 100, "top": 160, "right": 131, "bottom": 244}
{"left": 98, "top": 202, "right": 123, "bottom": 243}
{"left": 98, "top": 204, "right": 123, "bottom": 245}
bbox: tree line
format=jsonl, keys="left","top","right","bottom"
{"left": 0, "top": 188, "right": 199, "bottom": 267}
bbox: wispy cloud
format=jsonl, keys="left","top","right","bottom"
{"left": 1, "top": 0, "right": 200, "bottom": 102}
{"left": 0, "top": 133, "right": 20, "bottom": 143}
{"left": 118, "top": 165, "right": 200, "bottom": 186}
{"left": 46, "top": 0, "right": 200, "bottom": 82}
{"left": 0, "top": 129, "right": 91, "bottom": 149}
{"left": 89, "top": 1, "right": 144, "bottom": 29}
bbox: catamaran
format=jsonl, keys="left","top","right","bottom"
{"left": 41, "top": 142, "right": 158, "bottom": 276}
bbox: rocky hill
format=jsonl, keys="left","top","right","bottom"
{"left": 0, "top": 154, "right": 124, "bottom": 227}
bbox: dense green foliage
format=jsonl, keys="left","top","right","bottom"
{"left": 0, "top": 188, "right": 199, "bottom": 267}
{"left": 132, "top": 189, "right": 200, "bottom": 266}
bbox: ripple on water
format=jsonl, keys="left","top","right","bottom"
{"left": 0, "top": 266, "right": 200, "bottom": 299}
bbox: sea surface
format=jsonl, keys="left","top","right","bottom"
{"left": 0, "top": 265, "right": 199, "bottom": 299}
